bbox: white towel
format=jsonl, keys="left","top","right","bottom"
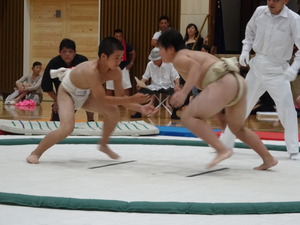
{"left": 50, "top": 67, "right": 71, "bottom": 81}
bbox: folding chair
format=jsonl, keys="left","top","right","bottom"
{"left": 154, "top": 91, "right": 172, "bottom": 115}
{"left": 139, "top": 87, "right": 174, "bottom": 115}
{"left": 153, "top": 88, "right": 174, "bottom": 115}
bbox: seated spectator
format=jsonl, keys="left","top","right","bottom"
{"left": 131, "top": 47, "right": 181, "bottom": 119}
{"left": 41, "top": 38, "right": 94, "bottom": 121}
{"left": 184, "top": 23, "right": 204, "bottom": 51}
{"left": 5, "top": 61, "right": 43, "bottom": 105}
{"left": 183, "top": 23, "right": 204, "bottom": 102}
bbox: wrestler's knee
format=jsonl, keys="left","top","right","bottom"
{"left": 59, "top": 122, "right": 75, "bottom": 136}
{"left": 105, "top": 105, "right": 120, "bottom": 119}
{"left": 229, "top": 125, "right": 246, "bottom": 138}
{"left": 181, "top": 110, "right": 195, "bottom": 127}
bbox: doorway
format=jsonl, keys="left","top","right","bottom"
{"left": 30, "top": 0, "right": 99, "bottom": 68}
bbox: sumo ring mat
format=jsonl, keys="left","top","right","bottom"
{"left": 1, "top": 136, "right": 300, "bottom": 218}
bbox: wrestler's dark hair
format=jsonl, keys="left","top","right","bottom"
{"left": 59, "top": 38, "right": 76, "bottom": 51}
{"left": 98, "top": 37, "right": 124, "bottom": 58}
{"left": 157, "top": 29, "right": 186, "bottom": 52}
{"left": 159, "top": 15, "right": 170, "bottom": 23}
{"left": 32, "top": 61, "right": 42, "bottom": 68}
{"left": 114, "top": 28, "right": 123, "bottom": 34}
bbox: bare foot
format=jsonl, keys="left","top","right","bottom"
{"left": 207, "top": 149, "right": 233, "bottom": 169}
{"left": 99, "top": 145, "right": 120, "bottom": 159}
{"left": 254, "top": 157, "right": 278, "bottom": 170}
{"left": 26, "top": 153, "right": 40, "bottom": 164}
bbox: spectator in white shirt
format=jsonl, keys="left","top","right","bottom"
{"left": 131, "top": 47, "right": 181, "bottom": 119}
{"left": 220, "top": 0, "right": 300, "bottom": 160}
{"left": 151, "top": 16, "right": 171, "bottom": 47}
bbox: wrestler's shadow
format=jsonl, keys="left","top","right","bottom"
{"left": 40, "top": 158, "right": 121, "bottom": 169}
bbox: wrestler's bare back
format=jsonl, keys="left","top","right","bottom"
{"left": 172, "top": 49, "right": 219, "bottom": 89}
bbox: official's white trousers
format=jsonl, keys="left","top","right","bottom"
{"left": 106, "top": 68, "right": 132, "bottom": 90}
{"left": 221, "top": 55, "right": 299, "bottom": 153}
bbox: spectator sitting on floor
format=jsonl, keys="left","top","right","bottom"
{"left": 5, "top": 61, "right": 43, "bottom": 105}
{"left": 131, "top": 47, "right": 181, "bottom": 119}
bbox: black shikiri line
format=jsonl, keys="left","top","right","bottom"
{"left": 88, "top": 160, "right": 136, "bottom": 169}
{"left": 186, "top": 167, "right": 229, "bottom": 177}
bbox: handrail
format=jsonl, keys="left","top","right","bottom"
{"left": 192, "top": 14, "right": 209, "bottom": 50}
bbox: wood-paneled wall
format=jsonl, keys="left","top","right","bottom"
{"left": 0, "top": 0, "right": 180, "bottom": 96}
{"left": 100, "top": 0, "right": 181, "bottom": 94}
{"left": 0, "top": 0, "right": 24, "bottom": 95}
{"left": 30, "top": 0, "right": 99, "bottom": 68}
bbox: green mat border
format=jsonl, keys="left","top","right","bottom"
{"left": 1, "top": 192, "right": 300, "bottom": 215}
{"left": 0, "top": 137, "right": 287, "bottom": 151}
{"left": 1, "top": 137, "right": 294, "bottom": 215}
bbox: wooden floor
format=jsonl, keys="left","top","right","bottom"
{"left": 1, "top": 98, "right": 299, "bottom": 133}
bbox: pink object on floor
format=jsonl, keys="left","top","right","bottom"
{"left": 15, "top": 99, "right": 36, "bottom": 106}
{"left": 15, "top": 99, "right": 36, "bottom": 111}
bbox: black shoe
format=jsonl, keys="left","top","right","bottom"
{"left": 131, "top": 112, "right": 142, "bottom": 118}
{"left": 171, "top": 113, "right": 181, "bottom": 120}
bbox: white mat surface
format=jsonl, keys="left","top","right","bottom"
{"left": 0, "top": 136, "right": 300, "bottom": 224}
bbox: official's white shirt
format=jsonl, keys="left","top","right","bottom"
{"left": 142, "top": 62, "right": 180, "bottom": 90}
{"left": 243, "top": 6, "right": 300, "bottom": 66}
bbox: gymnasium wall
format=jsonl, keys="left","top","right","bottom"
{"left": 0, "top": 0, "right": 24, "bottom": 95}
{"left": 0, "top": 0, "right": 209, "bottom": 95}
{"left": 100, "top": 0, "right": 180, "bottom": 91}
{"left": 180, "top": 0, "right": 209, "bottom": 39}
{"left": 29, "top": 0, "right": 99, "bottom": 74}
{"left": 2, "top": 0, "right": 299, "bottom": 98}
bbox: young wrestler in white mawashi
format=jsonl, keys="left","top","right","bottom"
{"left": 26, "top": 37, "right": 155, "bottom": 164}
